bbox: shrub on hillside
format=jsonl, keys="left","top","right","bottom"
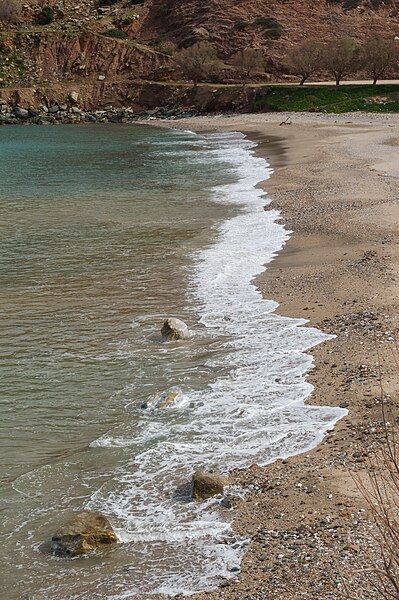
{"left": 36, "top": 6, "right": 55, "bottom": 25}
{"left": 148, "top": 39, "right": 177, "bottom": 55}
{"left": 255, "top": 16, "right": 283, "bottom": 39}
{"left": 0, "top": 0, "right": 21, "bottom": 24}
{"left": 98, "top": 0, "right": 119, "bottom": 6}
{"left": 234, "top": 20, "right": 249, "bottom": 31}
{"left": 343, "top": 0, "right": 359, "bottom": 10}
{"left": 370, "top": 0, "right": 394, "bottom": 7}
{"left": 103, "top": 28, "right": 128, "bottom": 39}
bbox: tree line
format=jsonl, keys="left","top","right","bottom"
{"left": 174, "top": 36, "right": 398, "bottom": 87}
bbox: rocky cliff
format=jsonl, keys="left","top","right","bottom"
{"left": 0, "top": 0, "right": 398, "bottom": 109}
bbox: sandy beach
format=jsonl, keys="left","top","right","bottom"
{"left": 151, "top": 112, "right": 399, "bottom": 599}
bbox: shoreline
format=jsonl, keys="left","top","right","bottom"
{"left": 151, "top": 112, "right": 399, "bottom": 599}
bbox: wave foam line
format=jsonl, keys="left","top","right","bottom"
{"left": 86, "top": 130, "right": 346, "bottom": 599}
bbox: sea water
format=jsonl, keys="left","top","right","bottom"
{"left": 0, "top": 124, "right": 346, "bottom": 599}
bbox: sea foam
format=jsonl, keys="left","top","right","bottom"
{"left": 84, "top": 131, "right": 346, "bottom": 597}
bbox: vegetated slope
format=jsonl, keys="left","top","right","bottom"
{"left": 5, "top": 0, "right": 399, "bottom": 74}
{"left": 138, "top": 0, "right": 399, "bottom": 70}
{"left": 0, "top": 0, "right": 398, "bottom": 109}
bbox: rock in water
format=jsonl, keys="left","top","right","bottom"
{"left": 191, "top": 470, "right": 229, "bottom": 501}
{"left": 51, "top": 510, "right": 118, "bottom": 557}
{"left": 161, "top": 318, "right": 190, "bottom": 341}
{"left": 158, "top": 390, "right": 179, "bottom": 408}
{"left": 143, "top": 387, "right": 182, "bottom": 409}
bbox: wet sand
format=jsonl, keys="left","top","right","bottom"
{"left": 152, "top": 112, "right": 399, "bottom": 599}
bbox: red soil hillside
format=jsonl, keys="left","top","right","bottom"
{"left": 0, "top": 0, "right": 398, "bottom": 107}
{"left": 138, "top": 0, "right": 399, "bottom": 66}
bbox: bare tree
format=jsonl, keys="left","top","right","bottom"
{"left": 230, "top": 48, "right": 265, "bottom": 81}
{"left": 174, "top": 41, "right": 220, "bottom": 88}
{"left": 361, "top": 36, "right": 398, "bottom": 85}
{"left": 344, "top": 350, "right": 399, "bottom": 600}
{"left": 323, "top": 37, "right": 358, "bottom": 85}
{"left": 349, "top": 414, "right": 399, "bottom": 597}
{"left": 0, "top": 0, "right": 22, "bottom": 24}
{"left": 285, "top": 38, "right": 324, "bottom": 85}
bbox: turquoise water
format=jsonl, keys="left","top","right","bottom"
{"left": 0, "top": 124, "right": 345, "bottom": 599}
{"left": 0, "top": 125, "right": 240, "bottom": 597}
{"left": 0, "top": 124, "right": 236, "bottom": 484}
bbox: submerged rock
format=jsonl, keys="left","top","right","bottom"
{"left": 51, "top": 510, "right": 118, "bottom": 557}
{"left": 161, "top": 318, "right": 190, "bottom": 341}
{"left": 143, "top": 387, "right": 182, "bottom": 410}
{"left": 191, "top": 470, "right": 228, "bottom": 501}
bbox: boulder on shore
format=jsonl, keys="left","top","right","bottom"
{"left": 13, "top": 107, "right": 29, "bottom": 119}
{"left": 191, "top": 470, "right": 228, "bottom": 501}
{"left": 51, "top": 510, "right": 118, "bottom": 557}
{"left": 161, "top": 318, "right": 190, "bottom": 341}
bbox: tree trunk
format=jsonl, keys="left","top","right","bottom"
{"left": 373, "top": 76, "right": 378, "bottom": 85}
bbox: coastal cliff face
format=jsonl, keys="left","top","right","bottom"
{"left": 0, "top": 0, "right": 398, "bottom": 108}
{"left": 0, "top": 30, "right": 173, "bottom": 85}
{"left": 31, "top": 32, "right": 172, "bottom": 81}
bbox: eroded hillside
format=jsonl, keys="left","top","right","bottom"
{"left": 0, "top": 0, "right": 398, "bottom": 109}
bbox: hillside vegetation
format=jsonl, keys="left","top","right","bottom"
{"left": 0, "top": 0, "right": 398, "bottom": 110}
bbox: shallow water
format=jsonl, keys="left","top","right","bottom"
{"left": 0, "top": 124, "right": 345, "bottom": 599}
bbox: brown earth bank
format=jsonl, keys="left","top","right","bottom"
{"left": 1, "top": 0, "right": 399, "bottom": 92}
{"left": 141, "top": 0, "right": 399, "bottom": 66}
{"left": 148, "top": 112, "right": 399, "bottom": 599}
